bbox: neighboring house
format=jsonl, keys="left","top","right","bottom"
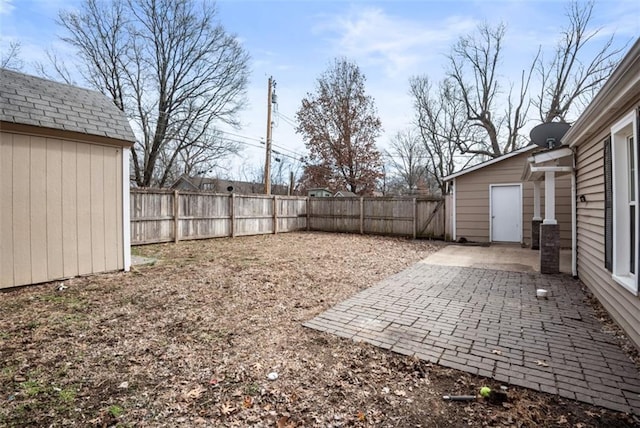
{"left": 0, "top": 68, "right": 135, "bottom": 289}
{"left": 443, "top": 145, "right": 572, "bottom": 248}
{"left": 559, "top": 38, "right": 640, "bottom": 349}
{"left": 308, "top": 188, "right": 332, "bottom": 197}
{"left": 334, "top": 190, "right": 358, "bottom": 197}
{"left": 171, "top": 174, "right": 289, "bottom": 195}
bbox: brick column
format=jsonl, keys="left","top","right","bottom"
{"left": 540, "top": 223, "right": 560, "bottom": 274}
{"left": 531, "top": 219, "right": 542, "bottom": 250}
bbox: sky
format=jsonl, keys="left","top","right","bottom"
{"left": 1, "top": 0, "right": 639, "bottom": 181}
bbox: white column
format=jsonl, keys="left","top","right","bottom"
{"left": 533, "top": 181, "right": 542, "bottom": 221}
{"left": 543, "top": 171, "right": 557, "bottom": 225}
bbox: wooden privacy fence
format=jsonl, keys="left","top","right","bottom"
{"left": 130, "top": 189, "right": 307, "bottom": 245}
{"left": 130, "top": 190, "right": 446, "bottom": 245}
{"left": 308, "top": 197, "right": 445, "bottom": 239}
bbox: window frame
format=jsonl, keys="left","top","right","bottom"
{"left": 610, "top": 110, "right": 639, "bottom": 294}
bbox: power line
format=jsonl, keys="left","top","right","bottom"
{"left": 217, "top": 129, "right": 263, "bottom": 143}
{"left": 216, "top": 130, "right": 303, "bottom": 159}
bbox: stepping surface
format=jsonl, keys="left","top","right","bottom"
{"left": 303, "top": 262, "right": 640, "bottom": 414}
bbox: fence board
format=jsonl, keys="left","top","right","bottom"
{"left": 130, "top": 190, "right": 445, "bottom": 245}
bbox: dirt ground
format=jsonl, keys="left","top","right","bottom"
{"left": 1, "top": 232, "right": 639, "bottom": 427}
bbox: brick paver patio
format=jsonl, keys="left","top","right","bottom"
{"left": 303, "top": 260, "right": 640, "bottom": 414}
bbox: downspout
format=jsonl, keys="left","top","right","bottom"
{"left": 123, "top": 147, "right": 131, "bottom": 272}
{"left": 571, "top": 149, "right": 577, "bottom": 278}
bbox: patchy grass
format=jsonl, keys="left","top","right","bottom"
{"left": 1, "top": 232, "right": 638, "bottom": 427}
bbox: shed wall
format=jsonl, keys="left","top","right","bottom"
{"left": 454, "top": 151, "right": 572, "bottom": 247}
{"left": 575, "top": 104, "right": 640, "bottom": 350}
{"left": 0, "top": 131, "right": 124, "bottom": 288}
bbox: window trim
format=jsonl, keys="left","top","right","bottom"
{"left": 610, "top": 110, "right": 639, "bottom": 295}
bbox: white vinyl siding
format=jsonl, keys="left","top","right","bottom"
{"left": 575, "top": 116, "right": 640, "bottom": 350}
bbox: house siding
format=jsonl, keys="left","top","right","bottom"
{"left": 454, "top": 151, "right": 572, "bottom": 247}
{"left": 0, "top": 131, "right": 124, "bottom": 289}
{"left": 575, "top": 104, "right": 640, "bottom": 350}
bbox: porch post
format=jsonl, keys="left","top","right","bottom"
{"left": 540, "top": 171, "right": 559, "bottom": 274}
{"left": 543, "top": 171, "right": 557, "bottom": 225}
{"left": 531, "top": 181, "right": 542, "bottom": 250}
{"left": 533, "top": 181, "right": 541, "bottom": 220}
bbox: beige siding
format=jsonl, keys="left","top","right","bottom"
{"left": 454, "top": 151, "right": 572, "bottom": 247}
{"left": 0, "top": 131, "right": 125, "bottom": 289}
{"left": 575, "top": 107, "right": 640, "bottom": 350}
{"left": 0, "top": 133, "right": 14, "bottom": 286}
{"left": 46, "top": 138, "right": 64, "bottom": 280}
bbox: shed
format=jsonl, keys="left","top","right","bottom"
{"left": 560, "top": 38, "right": 640, "bottom": 349}
{"left": 0, "top": 68, "right": 135, "bottom": 289}
{"left": 334, "top": 190, "right": 358, "bottom": 197}
{"left": 443, "top": 146, "right": 572, "bottom": 248}
{"left": 308, "top": 188, "right": 332, "bottom": 197}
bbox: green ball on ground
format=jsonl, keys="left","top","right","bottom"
{"left": 480, "top": 386, "right": 492, "bottom": 397}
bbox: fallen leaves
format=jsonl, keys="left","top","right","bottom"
{"left": 182, "top": 385, "right": 207, "bottom": 401}
{"left": 1, "top": 233, "right": 637, "bottom": 427}
{"left": 220, "top": 402, "right": 235, "bottom": 416}
{"left": 242, "top": 396, "right": 253, "bottom": 409}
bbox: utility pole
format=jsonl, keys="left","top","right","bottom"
{"left": 289, "top": 170, "right": 294, "bottom": 196}
{"left": 264, "top": 77, "right": 275, "bottom": 195}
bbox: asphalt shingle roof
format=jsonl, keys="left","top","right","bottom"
{"left": 0, "top": 68, "right": 135, "bottom": 143}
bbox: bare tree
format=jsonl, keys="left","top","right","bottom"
{"left": 296, "top": 58, "right": 383, "bottom": 195}
{"left": 0, "top": 41, "right": 23, "bottom": 70}
{"left": 535, "top": 0, "right": 625, "bottom": 123}
{"left": 385, "top": 129, "right": 426, "bottom": 194}
{"left": 410, "top": 76, "right": 477, "bottom": 194}
{"left": 35, "top": 49, "right": 75, "bottom": 85}
{"left": 58, "top": 0, "right": 249, "bottom": 187}
{"left": 448, "top": 22, "right": 535, "bottom": 158}
{"left": 157, "top": 130, "right": 239, "bottom": 183}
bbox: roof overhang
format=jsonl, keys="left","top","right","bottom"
{"left": 0, "top": 121, "right": 134, "bottom": 148}
{"left": 522, "top": 145, "right": 574, "bottom": 181}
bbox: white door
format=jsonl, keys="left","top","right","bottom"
{"left": 491, "top": 185, "right": 521, "bottom": 242}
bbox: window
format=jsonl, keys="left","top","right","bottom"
{"left": 609, "top": 110, "right": 639, "bottom": 294}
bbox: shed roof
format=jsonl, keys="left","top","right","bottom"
{"left": 0, "top": 68, "right": 135, "bottom": 143}
{"left": 443, "top": 145, "right": 536, "bottom": 181}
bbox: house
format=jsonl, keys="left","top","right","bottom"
{"left": 171, "top": 174, "right": 289, "bottom": 195}
{"left": 334, "top": 190, "right": 358, "bottom": 197}
{"left": 443, "top": 145, "right": 572, "bottom": 249}
{"left": 307, "top": 187, "right": 332, "bottom": 197}
{"left": 558, "top": 38, "right": 640, "bottom": 349}
{"left": 0, "top": 68, "right": 135, "bottom": 289}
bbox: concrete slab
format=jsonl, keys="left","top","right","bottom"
{"left": 422, "top": 244, "right": 572, "bottom": 274}
{"left": 304, "top": 252, "right": 640, "bottom": 414}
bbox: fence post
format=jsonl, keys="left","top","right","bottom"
{"left": 359, "top": 197, "right": 364, "bottom": 234}
{"left": 306, "top": 197, "right": 310, "bottom": 231}
{"left": 412, "top": 197, "right": 417, "bottom": 240}
{"left": 230, "top": 193, "right": 235, "bottom": 238}
{"left": 173, "top": 190, "right": 180, "bottom": 243}
{"left": 273, "top": 195, "right": 278, "bottom": 234}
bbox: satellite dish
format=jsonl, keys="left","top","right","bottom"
{"left": 530, "top": 122, "right": 571, "bottom": 149}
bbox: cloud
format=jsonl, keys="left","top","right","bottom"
{"left": 315, "top": 6, "right": 478, "bottom": 77}
{"left": 0, "top": 0, "right": 15, "bottom": 15}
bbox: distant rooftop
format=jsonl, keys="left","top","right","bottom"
{"left": 0, "top": 68, "right": 135, "bottom": 143}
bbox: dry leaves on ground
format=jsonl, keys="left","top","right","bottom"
{"left": 1, "top": 232, "right": 638, "bottom": 427}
